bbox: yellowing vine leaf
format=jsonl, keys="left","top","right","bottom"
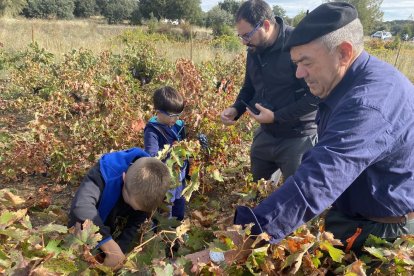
{"left": 0, "top": 189, "right": 25, "bottom": 207}
{"left": 319, "top": 241, "right": 345, "bottom": 263}
{"left": 0, "top": 209, "right": 27, "bottom": 227}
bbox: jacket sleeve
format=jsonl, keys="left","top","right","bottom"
{"left": 234, "top": 102, "right": 392, "bottom": 243}
{"left": 68, "top": 164, "right": 112, "bottom": 241}
{"left": 233, "top": 56, "right": 256, "bottom": 120}
{"left": 144, "top": 127, "right": 160, "bottom": 157}
{"left": 116, "top": 210, "right": 148, "bottom": 253}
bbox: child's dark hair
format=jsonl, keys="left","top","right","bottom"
{"left": 153, "top": 86, "right": 184, "bottom": 114}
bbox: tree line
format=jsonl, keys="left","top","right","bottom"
{"left": 0, "top": 0, "right": 412, "bottom": 38}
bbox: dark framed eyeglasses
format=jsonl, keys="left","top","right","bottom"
{"left": 238, "top": 21, "right": 263, "bottom": 42}
{"left": 157, "top": 110, "right": 182, "bottom": 117}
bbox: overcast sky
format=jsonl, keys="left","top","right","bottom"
{"left": 200, "top": 0, "right": 414, "bottom": 21}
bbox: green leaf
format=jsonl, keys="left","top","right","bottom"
{"left": 246, "top": 245, "right": 269, "bottom": 275}
{"left": 394, "top": 256, "right": 414, "bottom": 266}
{"left": 319, "top": 241, "right": 344, "bottom": 263}
{"left": 0, "top": 211, "right": 14, "bottom": 227}
{"left": 21, "top": 215, "right": 33, "bottom": 230}
{"left": 0, "top": 228, "right": 30, "bottom": 240}
{"left": 212, "top": 169, "right": 224, "bottom": 182}
{"left": 0, "top": 209, "right": 27, "bottom": 227}
{"left": 66, "top": 220, "right": 102, "bottom": 249}
{"left": 45, "top": 240, "right": 63, "bottom": 254}
{"left": 364, "top": 247, "right": 387, "bottom": 261}
{"left": 0, "top": 249, "right": 8, "bottom": 260}
{"left": 127, "top": 235, "right": 165, "bottom": 266}
{"left": 365, "top": 234, "right": 392, "bottom": 248}
{"left": 181, "top": 167, "right": 200, "bottom": 201}
{"left": 312, "top": 255, "right": 321, "bottom": 268}
{"left": 37, "top": 223, "right": 68, "bottom": 234}
{"left": 42, "top": 257, "right": 79, "bottom": 274}
{"left": 186, "top": 228, "right": 214, "bottom": 251}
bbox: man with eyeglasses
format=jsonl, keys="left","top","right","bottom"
{"left": 220, "top": 0, "right": 319, "bottom": 184}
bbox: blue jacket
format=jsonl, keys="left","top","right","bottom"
{"left": 235, "top": 51, "right": 414, "bottom": 242}
{"left": 69, "top": 148, "right": 149, "bottom": 252}
{"left": 98, "top": 147, "right": 149, "bottom": 222}
{"left": 144, "top": 117, "right": 188, "bottom": 200}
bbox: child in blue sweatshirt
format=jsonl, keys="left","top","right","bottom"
{"left": 68, "top": 148, "right": 171, "bottom": 268}
{"left": 144, "top": 86, "right": 189, "bottom": 221}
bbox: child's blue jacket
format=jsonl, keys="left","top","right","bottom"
{"left": 98, "top": 147, "right": 149, "bottom": 222}
{"left": 68, "top": 148, "right": 149, "bottom": 252}
{"left": 144, "top": 118, "right": 188, "bottom": 201}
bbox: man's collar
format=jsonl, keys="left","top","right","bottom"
{"left": 271, "top": 17, "right": 286, "bottom": 51}
{"left": 322, "top": 51, "right": 369, "bottom": 109}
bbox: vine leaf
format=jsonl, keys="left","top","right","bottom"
{"left": 0, "top": 209, "right": 27, "bottom": 227}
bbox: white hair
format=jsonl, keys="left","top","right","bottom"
{"left": 317, "top": 18, "right": 364, "bottom": 55}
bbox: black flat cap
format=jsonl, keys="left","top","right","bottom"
{"left": 284, "top": 2, "right": 358, "bottom": 50}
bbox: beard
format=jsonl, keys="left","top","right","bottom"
{"left": 246, "top": 39, "right": 271, "bottom": 54}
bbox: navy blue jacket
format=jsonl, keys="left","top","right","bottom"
{"left": 144, "top": 118, "right": 188, "bottom": 201}
{"left": 235, "top": 51, "right": 414, "bottom": 242}
{"left": 233, "top": 17, "right": 319, "bottom": 138}
{"left": 68, "top": 148, "right": 149, "bottom": 253}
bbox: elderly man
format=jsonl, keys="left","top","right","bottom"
{"left": 234, "top": 2, "right": 414, "bottom": 252}
{"left": 220, "top": 0, "right": 319, "bottom": 183}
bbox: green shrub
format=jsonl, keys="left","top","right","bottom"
{"left": 212, "top": 24, "right": 235, "bottom": 37}
{"left": 211, "top": 35, "right": 242, "bottom": 52}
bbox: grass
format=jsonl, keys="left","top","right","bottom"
{"left": 366, "top": 40, "right": 414, "bottom": 82}
{"left": 1, "top": 18, "right": 413, "bottom": 81}
{"left": 0, "top": 17, "right": 243, "bottom": 64}
{"left": 0, "top": 17, "right": 132, "bottom": 55}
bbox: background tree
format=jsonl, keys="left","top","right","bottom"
{"left": 74, "top": 0, "right": 96, "bottom": 18}
{"left": 130, "top": 5, "right": 143, "bottom": 25}
{"left": 329, "top": 0, "right": 384, "bottom": 35}
{"left": 102, "top": 0, "right": 137, "bottom": 24}
{"left": 55, "top": 0, "right": 75, "bottom": 19}
{"left": 0, "top": 0, "right": 27, "bottom": 17}
{"left": 95, "top": 0, "right": 107, "bottom": 15}
{"left": 23, "top": 0, "right": 75, "bottom": 19}
{"left": 218, "top": 0, "right": 241, "bottom": 17}
{"left": 205, "top": 5, "right": 234, "bottom": 36}
{"left": 272, "top": 5, "right": 286, "bottom": 19}
{"left": 139, "top": 0, "right": 167, "bottom": 20}
{"left": 291, "top": 10, "right": 307, "bottom": 27}
{"left": 167, "top": 0, "right": 202, "bottom": 23}
{"left": 140, "top": 0, "right": 201, "bottom": 23}
{"left": 272, "top": 4, "right": 291, "bottom": 24}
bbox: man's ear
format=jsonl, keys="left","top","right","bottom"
{"left": 338, "top": 41, "right": 353, "bottom": 65}
{"left": 263, "top": 19, "right": 271, "bottom": 31}
{"left": 122, "top": 172, "right": 126, "bottom": 182}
